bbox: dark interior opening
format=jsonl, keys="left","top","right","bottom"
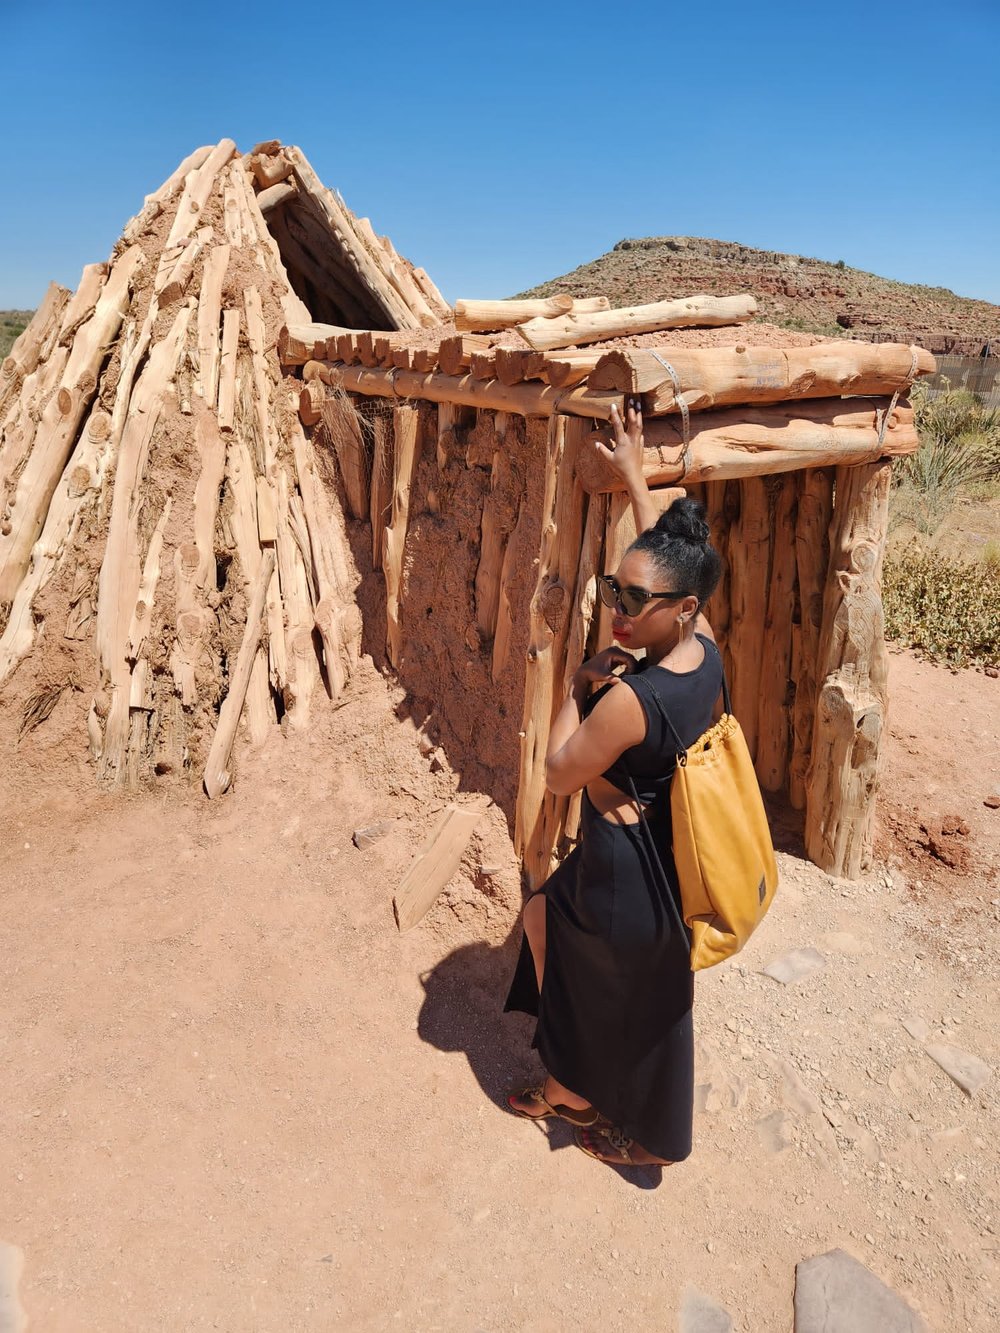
{"left": 263, "top": 191, "right": 395, "bottom": 331}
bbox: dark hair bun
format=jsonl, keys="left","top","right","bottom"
{"left": 655, "top": 496, "right": 709, "bottom": 545}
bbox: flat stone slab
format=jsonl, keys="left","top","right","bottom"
{"left": 762, "top": 947, "right": 827, "bottom": 985}
{"left": 794, "top": 1249, "right": 927, "bottom": 1332}
{"left": 352, "top": 819, "right": 396, "bottom": 850}
{"left": 924, "top": 1042, "right": 991, "bottom": 1097}
{"left": 0, "top": 1241, "right": 27, "bottom": 1333}
{"left": 900, "top": 1015, "right": 930, "bottom": 1042}
{"left": 680, "top": 1286, "right": 733, "bottom": 1333}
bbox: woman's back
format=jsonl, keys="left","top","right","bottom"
{"left": 586, "top": 633, "right": 722, "bottom": 807}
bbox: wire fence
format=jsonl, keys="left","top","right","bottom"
{"left": 921, "top": 355, "right": 1000, "bottom": 410}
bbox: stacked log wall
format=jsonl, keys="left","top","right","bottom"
{"left": 321, "top": 391, "right": 861, "bottom": 884}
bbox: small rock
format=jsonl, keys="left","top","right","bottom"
{"left": 794, "top": 1248, "right": 928, "bottom": 1331}
{"left": 352, "top": 819, "right": 395, "bottom": 850}
{"left": 0, "top": 1240, "right": 27, "bottom": 1333}
{"left": 984, "top": 666, "right": 998, "bottom": 678}
{"left": 924, "top": 1043, "right": 991, "bottom": 1097}
{"left": 756, "top": 1109, "right": 793, "bottom": 1154}
{"left": 900, "top": 1016, "right": 930, "bottom": 1043}
{"left": 762, "top": 947, "right": 827, "bottom": 985}
{"left": 984, "top": 794, "right": 1000, "bottom": 809}
{"left": 679, "top": 1286, "right": 733, "bottom": 1333}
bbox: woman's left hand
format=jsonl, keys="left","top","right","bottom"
{"left": 573, "top": 647, "right": 636, "bottom": 688}
{"left": 593, "top": 401, "right": 645, "bottom": 483}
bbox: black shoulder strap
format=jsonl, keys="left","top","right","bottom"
{"left": 622, "top": 764, "right": 691, "bottom": 954}
{"left": 629, "top": 643, "right": 731, "bottom": 768}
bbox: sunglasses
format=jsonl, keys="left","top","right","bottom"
{"left": 597, "top": 574, "right": 692, "bottom": 618}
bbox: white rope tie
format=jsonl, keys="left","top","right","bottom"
{"left": 648, "top": 352, "right": 691, "bottom": 480}
{"left": 877, "top": 344, "right": 920, "bottom": 448}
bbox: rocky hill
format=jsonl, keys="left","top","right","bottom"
{"left": 519, "top": 237, "right": 1000, "bottom": 356}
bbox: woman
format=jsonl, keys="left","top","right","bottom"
{"left": 503, "top": 400, "right": 723, "bottom": 1167}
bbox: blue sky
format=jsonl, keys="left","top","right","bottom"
{"left": 2, "top": 0, "right": 998, "bottom": 308}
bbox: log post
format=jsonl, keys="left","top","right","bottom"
{"left": 0, "top": 282, "right": 70, "bottom": 418}
{"left": 491, "top": 489, "right": 533, "bottom": 686}
{"left": 703, "top": 480, "right": 733, "bottom": 661}
{"left": 275, "top": 468, "right": 319, "bottom": 727}
{"left": 217, "top": 309, "right": 240, "bottom": 433}
{"left": 561, "top": 490, "right": 608, "bottom": 847}
{"left": 0, "top": 406, "right": 112, "bottom": 683}
{"left": 804, "top": 461, "right": 891, "bottom": 878}
{"left": 789, "top": 468, "right": 834, "bottom": 809}
{"left": 95, "top": 304, "right": 192, "bottom": 785}
{"left": 595, "top": 491, "right": 637, "bottom": 649}
{"left": 224, "top": 430, "right": 273, "bottom": 746}
{"left": 196, "top": 244, "right": 230, "bottom": 409}
{"left": 0, "top": 246, "right": 144, "bottom": 604}
{"left": 383, "top": 404, "right": 421, "bottom": 669}
{"left": 726, "top": 477, "right": 771, "bottom": 759}
{"left": 369, "top": 410, "right": 393, "bottom": 571}
{"left": 203, "top": 549, "right": 276, "bottom": 798}
{"left": 290, "top": 417, "right": 361, "bottom": 697}
{"left": 474, "top": 447, "right": 520, "bottom": 641}
{"left": 754, "top": 474, "right": 798, "bottom": 791}
{"left": 515, "top": 416, "right": 587, "bottom": 888}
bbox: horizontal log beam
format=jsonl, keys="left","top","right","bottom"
{"left": 588, "top": 342, "right": 936, "bottom": 413}
{"left": 577, "top": 399, "right": 917, "bottom": 490}
{"left": 518, "top": 293, "right": 757, "bottom": 351}
{"left": 307, "top": 360, "right": 621, "bottom": 420}
{"left": 453, "top": 296, "right": 609, "bottom": 332}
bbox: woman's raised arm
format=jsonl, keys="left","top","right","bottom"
{"left": 593, "top": 401, "right": 685, "bottom": 536}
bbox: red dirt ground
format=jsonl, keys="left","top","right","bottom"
{"left": 0, "top": 650, "right": 997, "bottom": 1331}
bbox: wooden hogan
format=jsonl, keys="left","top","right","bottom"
{"left": 0, "top": 138, "right": 935, "bottom": 891}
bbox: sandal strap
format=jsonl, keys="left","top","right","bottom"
{"left": 524, "top": 1084, "right": 556, "bottom": 1114}
{"left": 599, "top": 1125, "right": 635, "bottom": 1162}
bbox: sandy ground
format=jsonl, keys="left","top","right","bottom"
{"left": 1, "top": 651, "right": 998, "bottom": 1332}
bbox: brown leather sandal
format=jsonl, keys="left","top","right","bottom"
{"left": 506, "top": 1082, "right": 599, "bottom": 1127}
{"left": 575, "top": 1123, "right": 638, "bottom": 1163}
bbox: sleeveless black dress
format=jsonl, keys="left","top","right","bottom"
{"left": 504, "top": 634, "right": 722, "bottom": 1161}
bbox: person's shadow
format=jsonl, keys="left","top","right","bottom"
{"left": 415, "top": 928, "right": 665, "bottom": 1190}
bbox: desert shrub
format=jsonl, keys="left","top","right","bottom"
{"left": 883, "top": 547, "right": 1000, "bottom": 668}
{"left": 892, "top": 381, "right": 1000, "bottom": 532}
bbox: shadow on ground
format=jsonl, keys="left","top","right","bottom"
{"left": 414, "top": 931, "right": 665, "bottom": 1190}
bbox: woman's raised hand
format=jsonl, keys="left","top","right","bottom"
{"left": 573, "top": 647, "right": 636, "bottom": 688}
{"left": 593, "top": 400, "right": 644, "bottom": 484}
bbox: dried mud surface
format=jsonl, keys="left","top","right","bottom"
{"left": 0, "top": 644, "right": 998, "bottom": 1332}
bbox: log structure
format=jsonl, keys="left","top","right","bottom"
{"left": 1, "top": 134, "right": 936, "bottom": 889}
{"left": 0, "top": 138, "right": 439, "bottom": 795}
{"left": 288, "top": 293, "right": 933, "bottom": 883}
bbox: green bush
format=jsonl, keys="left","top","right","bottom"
{"left": 883, "top": 548, "right": 1000, "bottom": 668}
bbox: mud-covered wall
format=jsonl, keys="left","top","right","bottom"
{"left": 342, "top": 404, "right": 548, "bottom": 827}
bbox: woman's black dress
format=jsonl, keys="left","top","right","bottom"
{"left": 504, "top": 634, "right": 722, "bottom": 1161}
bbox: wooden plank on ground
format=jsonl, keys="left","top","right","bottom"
{"left": 393, "top": 798, "right": 491, "bottom": 931}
